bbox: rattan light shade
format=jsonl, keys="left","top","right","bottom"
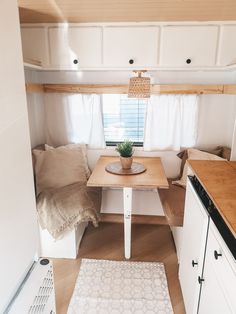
{"left": 128, "top": 70, "right": 151, "bottom": 98}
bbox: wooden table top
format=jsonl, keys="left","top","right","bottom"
{"left": 87, "top": 156, "right": 169, "bottom": 189}
{"left": 188, "top": 160, "right": 236, "bottom": 238}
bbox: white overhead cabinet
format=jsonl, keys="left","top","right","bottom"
{"left": 48, "top": 26, "right": 102, "bottom": 69}
{"left": 20, "top": 23, "right": 236, "bottom": 69}
{"left": 218, "top": 25, "right": 236, "bottom": 66}
{"left": 103, "top": 26, "right": 160, "bottom": 67}
{"left": 21, "top": 27, "right": 48, "bottom": 66}
{"left": 160, "top": 26, "right": 219, "bottom": 67}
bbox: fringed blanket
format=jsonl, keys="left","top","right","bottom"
{"left": 37, "top": 182, "right": 101, "bottom": 239}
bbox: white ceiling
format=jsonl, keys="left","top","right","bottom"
{"left": 18, "top": 0, "right": 236, "bottom": 23}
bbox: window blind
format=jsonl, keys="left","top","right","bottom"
{"left": 102, "top": 94, "right": 147, "bottom": 144}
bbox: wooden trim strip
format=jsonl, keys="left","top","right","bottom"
{"left": 25, "top": 83, "right": 44, "bottom": 93}
{"left": 43, "top": 84, "right": 129, "bottom": 94}
{"left": 100, "top": 213, "right": 168, "bottom": 225}
{"left": 152, "top": 84, "right": 223, "bottom": 95}
{"left": 26, "top": 83, "right": 236, "bottom": 95}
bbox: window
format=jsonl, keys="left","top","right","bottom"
{"left": 102, "top": 94, "right": 147, "bottom": 145}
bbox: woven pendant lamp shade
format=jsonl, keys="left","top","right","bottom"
{"left": 128, "top": 70, "right": 151, "bottom": 98}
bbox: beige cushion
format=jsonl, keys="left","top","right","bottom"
{"left": 33, "top": 146, "right": 87, "bottom": 195}
{"left": 176, "top": 146, "right": 223, "bottom": 179}
{"left": 45, "top": 143, "right": 91, "bottom": 179}
{"left": 173, "top": 148, "right": 225, "bottom": 187}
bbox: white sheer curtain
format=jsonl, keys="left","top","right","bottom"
{"left": 144, "top": 95, "right": 199, "bottom": 151}
{"left": 44, "top": 93, "right": 105, "bottom": 148}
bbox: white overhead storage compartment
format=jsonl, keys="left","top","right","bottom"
{"left": 160, "top": 25, "right": 219, "bottom": 67}
{"left": 103, "top": 26, "right": 160, "bottom": 67}
{"left": 218, "top": 25, "right": 236, "bottom": 66}
{"left": 48, "top": 26, "right": 102, "bottom": 69}
{"left": 21, "top": 27, "right": 48, "bottom": 66}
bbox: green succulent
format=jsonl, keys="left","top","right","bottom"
{"left": 115, "top": 140, "right": 134, "bottom": 158}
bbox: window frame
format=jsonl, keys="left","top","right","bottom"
{"left": 105, "top": 141, "right": 144, "bottom": 147}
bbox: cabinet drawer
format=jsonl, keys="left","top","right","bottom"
{"left": 160, "top": 26, "right": 218, "bottom": 67}
{"left": 48, "top": 27, "right": 102, "bottom": 68}
{"left": 206, "top": 222, "right": 236, "bottom": 312}
{"left": 103, "top": 26, "right": 159, "bottom": 67}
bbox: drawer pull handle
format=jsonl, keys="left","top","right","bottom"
{"left": 214, "top": 250, "right": 222, "bottom": 260}
{"left": 192, "top": 260, "right": 198, "bottom": 267}
{"left": 73, "top": 59, "right": 79, "bottom": 64}
{"left": 198, "top": 276, "right": 204, "bottom": 284}
{"left": 129, "top": 59, "right": 134, "bottom": 65}
{"left": 186, "top": 58, "right": 192, "bottom": 64}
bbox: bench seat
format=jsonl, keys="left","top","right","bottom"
{"left": 158, "top": 179, "right": 185, "bottom": 226}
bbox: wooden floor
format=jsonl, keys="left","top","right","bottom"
{"left": 53, "top": 223, "right": 185, "bottom": 314}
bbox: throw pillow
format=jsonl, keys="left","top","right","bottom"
{"left": 173, "top": 148, "right": 225, "bottom": 187}
{"left": 176, "top": 146, "right": 223, "bottom": 179}
{"left": 33, "top": 146, "right": 87, "bottom": 195}
{"left": 45, "top": 143, "right": 91, "bottom": 179}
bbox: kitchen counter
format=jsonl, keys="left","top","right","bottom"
{"left": 188, "top": 160, "right": 236, "bottom": 238}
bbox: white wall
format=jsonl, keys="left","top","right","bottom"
{"left": 196, "top": 95, "right": 236, "bottom": 149}
{"left": 27, "top": 93, "right": 46, "bottom": 148}
{"left": 25, "top": 69, "right": 46, "bottom": 148}
{"left": 0, "top": 1, "right": 39, "bottom": 311}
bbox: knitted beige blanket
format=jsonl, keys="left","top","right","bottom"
{"left": 37, "top": 182, "right": 101, "bottom": 239}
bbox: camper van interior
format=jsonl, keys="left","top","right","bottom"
{"left": 1, "top": 0, "right": 236, "bottom": 313}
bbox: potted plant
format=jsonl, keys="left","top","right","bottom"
{"left": 116, "top": 140, "right": 134, "bottom": 169}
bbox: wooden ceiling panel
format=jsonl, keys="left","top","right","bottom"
{"left": 18, "top": 0, "right": 236, "bottom": 23}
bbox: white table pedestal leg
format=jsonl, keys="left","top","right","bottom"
{"left": 123, "top": 187, "right": 133, "bottom": 259}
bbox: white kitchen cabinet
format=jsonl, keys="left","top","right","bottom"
{"left": 48, "top": 26, "right": 102, "bottom": 69}
{"left": 198, "top": 221, "right": 236, "bottom": 314}
{"left": 218, "top": 25, "right": 236, "bottom": 66}
{"left": 198, "top": 254, "right": 232, "bottom": 314}
{"left": 103, "top": 26, "right": 159, "bottom": 67}
{"left": 179, "top": 179, "right": 209, "bottom": 314}
{"left": 198, "top": 222, "right": 236, "bottom": 313}
{"left": 160, "top": 26, "right": 219, "bottom": 67}
{"left": 21, "top": 27, "right": 48, "bottom": 66}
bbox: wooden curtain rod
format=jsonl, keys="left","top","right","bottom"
{"left": 25, "top": 84, "right": 236, "bottom": 95}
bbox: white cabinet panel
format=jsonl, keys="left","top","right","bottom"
{"left": 21, "top": 27, "right": 48, "bottom": 66}
{"left": 201, "top": 223, "right": 236, "bottom": 313}
{"left": 48, "top": 27, "right": 102, "bottom": 68}
{"left": 160, "top": 26, "right": 218, "bottom": 67}
{"left": 103, "top": 26, "right": 159, "bottom": 67}
{"left": 218, "top": 25, "right": 236, "bottom": 66}
{"left": 179, "top": 180, "right": 209, "bottom": 314}
{"left": 198, "top": 255, "right": 232, "bottom": 314}
{"left": 198, "top": 223, "right": 236, "bottom": 314}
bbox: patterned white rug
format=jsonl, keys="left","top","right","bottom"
{"left": 68, "top": 259, "right": 173, "bottom": 314}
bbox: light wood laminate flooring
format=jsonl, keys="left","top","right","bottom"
{"left": 53, "top": 223, "right": 185, "bottom": 314}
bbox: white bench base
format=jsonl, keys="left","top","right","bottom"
{"left": 39, "top": 222, "right": 88, "bottom": 259}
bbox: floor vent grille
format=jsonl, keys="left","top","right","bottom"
{"left": 6, "top": 259, "right": 56, "bottom": 314}
{"left": 28, "top": 268, "right": 54, "bottom": 313}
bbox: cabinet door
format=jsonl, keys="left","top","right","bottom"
{"left": 49, "top": 27, "right": 102, "bottom": 69}
{"left": 21, "top": 27, "right": 48, "bottom": 66}
{"left": 198, "top": 257, "right": 232, "bottom": 314}
{"left": 179, "top": 179, "right": 209, "bottom": 314}
{"left": 218, "top": 25, "right": 236, "bottom": 66}
{"left": 103, "top": 26, "right": 159, "bottom": 67}
{"left": 160, "top": 26, "right": 218, "bottom": 67}
{"left": 200, "top": 223, "right": 236, "bottom": 313}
